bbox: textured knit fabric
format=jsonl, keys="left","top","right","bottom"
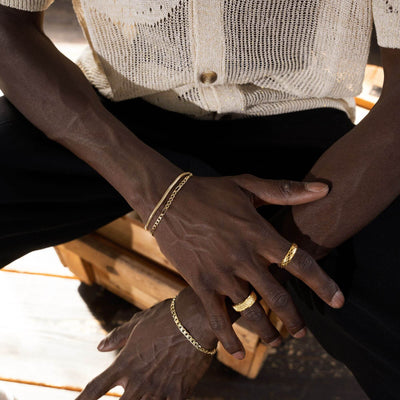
{"left": 2, "top": 1, "right": 400, "bottom": 121}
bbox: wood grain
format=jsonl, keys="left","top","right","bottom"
{"left": 96, "top": 214, "right": 177, "bottom": 273}
{"left": 0, "top": 273, "right": 120, "bottom": 391}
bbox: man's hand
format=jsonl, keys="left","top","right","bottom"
{"left": 153, "top": 174, "right": 345, "bottom": 358}
{"left": 76, "top": 292, "right": 215, "bottom": 400}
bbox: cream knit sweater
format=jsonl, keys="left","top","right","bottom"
{"left": 2, "top": 0, "right": 400, "bottom": 121}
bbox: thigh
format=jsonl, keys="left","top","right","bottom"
{"left": 0, "top": 96, "right": 132, "bottom": 267}
{"left": 0, "top": 96, "right": 218, "bottom": 267}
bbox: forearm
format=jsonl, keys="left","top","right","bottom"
{"left": 0, "top": 10, "right": 181, "bottom": 220}
{"left": 278, "top": 52, "right": 400, "bottom": 258}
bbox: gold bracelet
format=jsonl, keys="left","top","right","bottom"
{"left": 144, "top": 172, "right": 192, "bottom": 231}
{"left": 170, "top": 296, "right": 217, "bottom": 356}
{"left": 147, "top": 173, "right": 193, "bottom": 235}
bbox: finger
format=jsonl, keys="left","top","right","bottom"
{"left": 200, "top": 292, "right": 245, "bottom": 359}
{"left": 232, "top": 174, "right": 329, "bottom": 206}
{"left": 98, "top": 314, "right": 140, "bottom": 352}
{"left": 256, "top": 225, "right": 344, "bottom": 309}
{"left": 226, "top": 282, "right": 281, "bottom": 346}
{"left": 282, "top": 246, "right": 345, "bottom": 308}
{"left": 75, "top": 367, "right": 117, "bottom": 400}
{"left": 121, "top": 384, "right": 144, "bottom": 400}
{"left": 244, "top": 268, "right": 307, "bottom": 339}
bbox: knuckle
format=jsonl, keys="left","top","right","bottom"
{"left": 277, "top": 180, "right": 294, "bottom": 199}
{"left": 294, "top": 250, "right": 315, "bottom": 275}
{"left": 208, "top": 314, "right": 228, "bottom": 332}
{"left": 270, "top": 291, "right": 290, "bottom": 309}
{"left": 241, "top": 305, "right": 265, "bottom": 322}
{"left": 320, "top": 279, "right": 339, "bottom": 299}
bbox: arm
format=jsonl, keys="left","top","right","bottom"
{"left": 276, "top": 48, "right": 400, "bottom": 259}
{"left": 0, "top": 6, "right": 343, "bottom": 357}
{"left": 0, "top": 7, "right": 182, "bottom": 219}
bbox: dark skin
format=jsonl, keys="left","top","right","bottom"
{"left": 0, "top": 6, "right": 344, "bottom": 356}
{"left": 1, "top": 5, "right": 399, "bottom": 400}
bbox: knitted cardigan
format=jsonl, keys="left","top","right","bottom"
{"left": 2, "top": 0, "right": 400, "bottom": 121}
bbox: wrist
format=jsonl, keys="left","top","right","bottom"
{"left": 175, "top": 288, "right": 218, "bottom": 350}
{"left": 60, "top": 107, "right": 184, "bottom": 221}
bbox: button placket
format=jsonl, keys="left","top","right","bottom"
{"left": 191, "top": 0, "right": 226, "bottom": 111}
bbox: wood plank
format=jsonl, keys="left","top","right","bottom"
{"left": 3, "top": 248, "right": 74, "bottom": 278}
{"left": 60, "top": 234, "right": 186, "bottom": 307}
{"left": 96, "top": 215, "right": 177, "bottom": 272}
{"left": 0, "top": 381, "right": 118, "bottom": 399}
{"left": 0, "top": 273, "right": 120, "bottom": 390}
{"left": 55, "top": 246, "right": 95, "bottom": 285}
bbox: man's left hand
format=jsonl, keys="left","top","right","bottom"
{"left": 76, "top": 296, "right": 214, "bottom": 400}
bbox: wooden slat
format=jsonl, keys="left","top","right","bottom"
{"left": 0, "top": 380, "right": 118, "bottom": 399}
{"left": 96, "top": 214, "right": 177, "bottom": 272}
{"left": 55, "top": 247, "right": 95, "bottom": 285}
{"left": 60, "top": 234, "right": 186, "bottom": 308}
{"left": 3, "top": 248, "right": 74, "bottom": 278}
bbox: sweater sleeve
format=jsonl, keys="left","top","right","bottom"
{"left": 0, "top": 0, "right": 54, "bottom": 11}
{"left": 373, "top": 0, "right": 400, "bottom": 48}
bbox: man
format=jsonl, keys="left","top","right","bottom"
{"left": 0, "top": 1, "right": 399, "bottom": 399}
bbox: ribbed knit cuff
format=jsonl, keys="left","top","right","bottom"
{"left": 0, "top": 0, "right": 54, "bottom": 12}
{"left": 373, "top": 1, "right": 400, "bottom": 49}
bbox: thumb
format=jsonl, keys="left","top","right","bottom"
{"left": 232, "top": 174, "right": 329, "bottom": 206}
{"left": 98, "top": 321, "right": 135, "bottom": 352}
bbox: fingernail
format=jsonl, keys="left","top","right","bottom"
{"left": 293, "top": 327, "right": 307, "bottom": 339}
{"left": 306, "top": 182, "right": 329, "bottom": 192}
{"left": 269, "top": 337, "right": 282, "bottom": 347}
{"left": 331, "top": 290, "right": 345, "bottom": 308}
{"left": 97, "top": 340, "right": 105, "bottom": 350}
{"left": 232, "top": 351, "right": 245, "bottom": 360}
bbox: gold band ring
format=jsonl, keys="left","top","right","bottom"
{"left": 280, "top": 243, "right": 298, "bottom": 268}
{"left": 233, "top": 291, "right": 258, "bottom": 313}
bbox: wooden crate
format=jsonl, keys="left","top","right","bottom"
{"left": 55, "top": 212, "right": 287, "bottom": 379}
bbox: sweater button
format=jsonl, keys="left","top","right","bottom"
{"left": 200, "top": 71, "right": 218, "bottom": 84}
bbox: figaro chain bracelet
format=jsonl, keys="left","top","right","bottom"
{"left": 170, "top": 296, "right": 217, "bottom": 356}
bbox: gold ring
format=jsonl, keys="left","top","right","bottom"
{"left": 233, "top": 291, "right": 258, "bottom": 312}
{"left": 280, "top": 243, "right": 298, "bottom": 268}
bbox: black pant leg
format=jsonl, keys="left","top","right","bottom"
{"left": 0, "top": 96, "right": 132, "bottom": 267}
{"left": 0, "top": 95, "right": 218, "bottom": 268}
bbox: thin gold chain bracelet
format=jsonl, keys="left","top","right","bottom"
{"left": 148, "top": 173, "right": 193, "bottom": 235}
{"left": 170, "top": 296, "right": 217, "bottom": 356}
{"left": 144, "top": 172, "right": 192, "bottom": 232}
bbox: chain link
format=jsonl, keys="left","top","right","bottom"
{"left": 149, "top": 173, "right": 193, "bottom": 235}
{"left": 170, "top": 296, "right": 217, "bottom": 356}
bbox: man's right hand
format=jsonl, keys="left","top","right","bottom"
{"left": 153, "top": 174, "right": 345, "bottom": 359}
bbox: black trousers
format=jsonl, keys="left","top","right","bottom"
{"left": 0, "top": 95, "right": 399, "bottom": 400}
